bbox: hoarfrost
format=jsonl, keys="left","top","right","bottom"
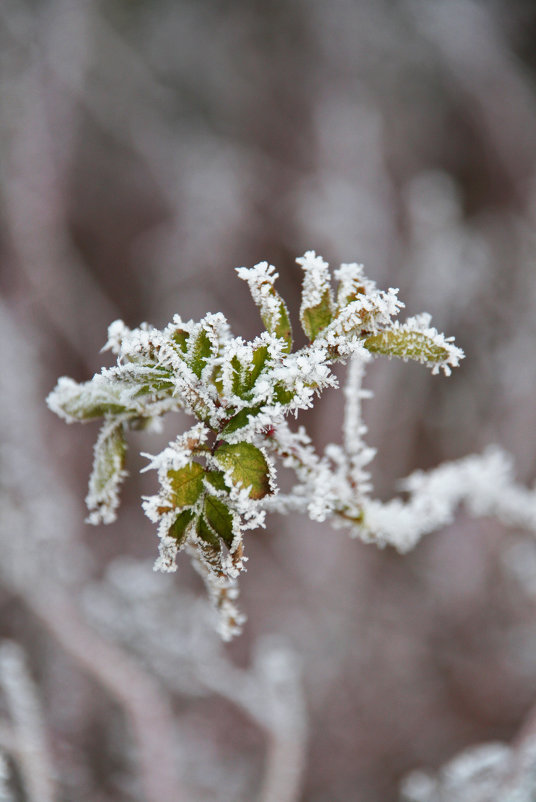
{"left": 50, "top": 252, "right": 536, "bottom": 639}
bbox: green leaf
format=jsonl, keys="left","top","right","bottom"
{"left": 168, "top": 509, "right": 195, "bottom": 543}
{"left": 237, "top": 264, "right": 293, "bottom": 351}
{"left": 196, "top": 514, "right": 221, "bottom": 549}
{"left": 270, "top": 299, "right": 293, "bottom": 352}
{"left": 188, "top": 329, "right": 212, "bottom": 377}
{"left": 48, "top": 378, "right": 127, "bottom": 421}
{"left": 168, "top": 462, "right": 205, "bottom": 507}
{"left": 214, "top": 442, "right": 270, "bottom": 499}
{"left": 230, "top": 345, "right": 269, "bottom": 400}
{"left": 133, "top": 379, "right": 175, "bottom": 398}
{"left": 66, "top": 397, "right": 128, "bottom": 420}
{"left": 273, "top": 383, "right": 294, "bottom": 405}
{"left": 210, "top": 364, "right": 224, "bottom": 395}
{"left": 230, "top": 354, "right": 243, "bottom": 397}
{"left": 241, "top": 345, "right": 269, "bottom": 395}
{"left": 86, "top": 421, "right": 127, "bottom": 523}
{"left": 300, "top": 287, "right": 334, "bottom": 341}
{"left": 221, "top": 406, "right": 262, "bottom": 436}
{"left": 205, "top": 470, "right": 229, "bottom": 492}
{"left": 203, "top": 495, "right": 234, "bottom": 546}
{"left": 171, "top": 328, "right": 190, "bottom": 353}
{"left": 363, "top": 329, "right": 451, "bottom": 365}
{"left": 336, "top": 280, "right": 365, "bottom": 309}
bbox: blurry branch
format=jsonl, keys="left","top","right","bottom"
{"left": 0, "top": 4, "right": 119, "bottom": 358}
{"left": 0, "top": 729, "right": 16, "bottom": 756}
{"left": 0, "top": 642, "right": 56, "bottom": 802}
{"left": 1, "top": 0, "right": 181, "bottom": 207}
{"left": 84, "top": 560, "right": 308, "bottom": 802}
{"left": 0, "top": 752, "right": 14, "bottom": 802}
{"left": 28, "top": 589, "right": 184, "bottom": 802}
{"left": 254, "top": 640, "right": 307, "bottom": 802}
{"left": 0, "top": 304, "right": 184, "bottom": 802}
{"left": 410, "top": 0, "right": 536, "bottom": 200}
{"left": 196, "top": 638, "right": 307, "bottom": 802}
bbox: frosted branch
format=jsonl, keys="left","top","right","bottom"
{"left": 364, "top": 447, "right": 536, "bottom": 552}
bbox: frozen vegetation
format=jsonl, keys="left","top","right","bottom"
{"left": 48, "top": 253, "right": 467, "bottom": 638}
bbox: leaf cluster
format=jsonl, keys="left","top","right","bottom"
{"left": 47, "top": 252, "right": 464, "bottom": 637}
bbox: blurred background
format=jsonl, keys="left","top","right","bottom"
{"left": 2, "top": 0, "right": 536, "bottom": 800}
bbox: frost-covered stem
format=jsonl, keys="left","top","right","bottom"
{"left": 343, "top": 355, "right": 367, "bottom": 456}
{"left": 25, "top": 589, "right": 184, "bottom": 802}
{"left": 364, "top": 448, "right": 536, "bottom": 552}
{"left": 0, "top": 643, "right": 55, "bottom": 802}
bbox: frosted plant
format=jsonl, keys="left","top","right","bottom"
{"left": 47, "top": 251, "right": 466, "bottom": 637}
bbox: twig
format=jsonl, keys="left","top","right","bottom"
{"left": 25, "top": 588, "right": 186, "bottom": 802}
{"left": 0, "top": 642, "right": 56, "bottom": 802}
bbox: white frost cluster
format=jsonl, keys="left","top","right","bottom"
{"left": 390, "top": 313, "right": 465, "bottom": 375}
{"left": 322, "top": 288, "right": 404, "bottom": 356}
{"left": 296, "top": 249, "right": 333, "bottom": 307}
{"left": 235, "top": 261, "right": 286, "bottom": 336}
{"left": 362, "top": 447, "right": 536, "bottom": 553}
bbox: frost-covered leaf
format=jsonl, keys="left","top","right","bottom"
{"left": 363, "top": 314, "right": 464, "bottom": 375}
{"left": 168, "top": 509, "right": 195, "bottom": 543}
{"left": 170, "top": 327, "right": 189, "bottom": 354}
{"left": 203, "top": 495, "right": 234, "bottom": 546}
{"left": 297, "top": 251, "right": 334, "bottom": 340}
{"left": 237, "top": 344, "right": 269, "bottom": 397}
{"left": 243, "top": 344, "right": 269, "bottom": 392}
{"left": 364, "top": 330, "right": 447, "bottom": 362}
{"left": 196, "top": 514, "right": 222, "bottom": 549}
{"left": 236, "top": 262, "right": 292, "bottom": 351}
{"left": 300, "top": 288, "right": 333, "bottom": 341}
{"left": 334, "top": 262, "right": 369, "bottom": 308}
{"left": 188, "top": 328, "right": 213, "bottom": 377}
{"left": 273, "top": 383, "right": 295, "bottom": 405}
{"left": 47, "top": 363, "right": 176, "bottom": 423}
{"left": 221, "top": 406, "right": 262, "bottom": 436}
{"left": 47, "top": 376, "right": 128, "bottom": 422}
{"left": 86, "top": 420, "right": 127, "bottom": 525}
{"left": 205, "top": 470, "right": 229, "bottom": 492}
{"left": 131, "top": 367, "right": 175, "bottom": 398}
{"left": 321, "top": 287, "right": 404, "bottom": 357}
{"left": 214, "top": 442, "right": 271, "bottom": 499}
{"left": 168, "top": 462, "right": 205, "bottom": 507}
